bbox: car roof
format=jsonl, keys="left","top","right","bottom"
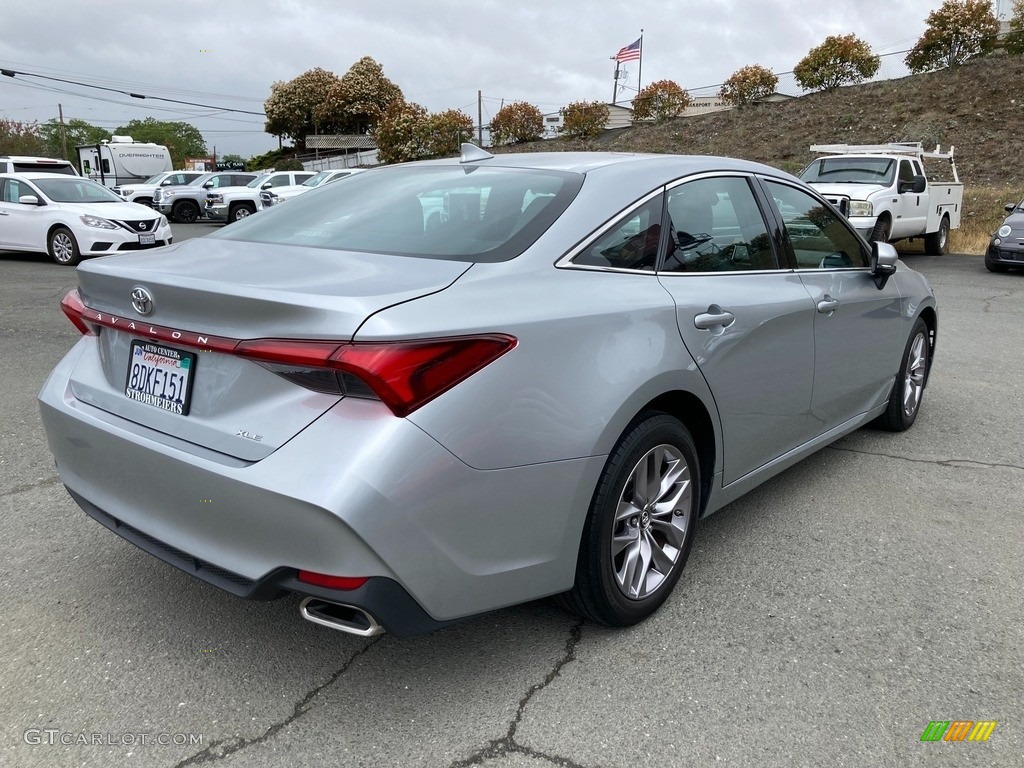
{"left": 0, "top": 171, "right": 89, "bottom": 180}
{"left": 0, "top": 155, "right": 75, "bottom": 163}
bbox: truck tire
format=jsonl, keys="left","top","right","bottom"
{"left": 924, "top": 216, "right": 949, "bottom": 255}
{"left": 870, "top": 215, "right": 891, "bottom": 244}
{"left": 136, "top": 197, "right": 154, "bottom": 208}
{"left": 172, "top": 200, "right": 200, "bottom": 224}
{"left": 229, "top": 202, "right": 256, "bottom": 223}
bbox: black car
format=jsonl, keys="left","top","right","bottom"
{"left": 986, "top": 197, "right": 1024, "bottom": 272}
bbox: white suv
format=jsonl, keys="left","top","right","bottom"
{"left": 111, "top": 171, "right": 205, "bottom": 207}
{"left": 0, "top": 156, "right": 79, "bottom": 176}
{"left": 259, "top": 168, "right": 363, "bottom": 209}
{"left": 204, "top": 171, "right": 314, "bottom": 223}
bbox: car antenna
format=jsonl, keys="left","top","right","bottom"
{"left": 460, "top": 143, "right": 493, "bottom": 163}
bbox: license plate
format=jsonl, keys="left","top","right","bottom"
{"left": 125, "top": 341, "right": 195, "bottom": 415}
{"left": 139, "top": 233, "right": 156, "bottom": 245}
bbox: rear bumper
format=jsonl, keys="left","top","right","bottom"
{"left": 38, "top": 345, "right": 601, "bottom": 629}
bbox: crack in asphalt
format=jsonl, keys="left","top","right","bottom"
{"left": 828, "top": 446, "right": 1024, "bottom": 473}
{"left": 448, "top": 619, "right": 588, "bottom": 768}
{"left": 981, "top": 290, "right": 1016, "bottom": 314}
{"left": 171, "top": 635, "right": 383, "bottom": 767}
{"left": 0, "top": 476, "right": 62, "bottom": 498}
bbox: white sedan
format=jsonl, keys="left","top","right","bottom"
{"left": 0, "top": 173, "right": 173, "bottom": 265}
{"left": 259, "top": 168, "right": 364, "bottom": 209}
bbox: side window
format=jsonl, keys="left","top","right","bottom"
{"left": 101, "top": 159, "right": 111, "bottom": 174}
{"left": 295, "top": 173, "right": 314, "bottom": 184}
{"left": 234, "top": 175, "right": 253, "bottom": 186}
{"left": 662, "top": 176, "right": 776, "bottom": 273}
{"left": 573, "top": 195, "right": 663, "bottom": 271}
{"left": 325, "top": 172, "right": 350, "bottom": 184}
{"left": 268, "top": 175, "right": 290, "bottom": 188}
{"left": 765, "top": 180, "right": 869, "bottom": 269}
{"left": 898, "top": 160, "right": 915, "bottom": 185}
{"left": 0, "top": 180, "right": 10, "bottom": 203}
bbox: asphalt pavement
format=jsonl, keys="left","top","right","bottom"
{"left": 1, "top": 239, "right": 1021, "bottom": 768}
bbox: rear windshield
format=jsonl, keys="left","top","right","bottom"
{"left": 799, "top": 157, "right": 896, "bottom": 185}
{"left": 13, "top": 162, "right": 77, "bottom": 176}
{"left": 211, "top": 165, "right": 584, "bottom": 262}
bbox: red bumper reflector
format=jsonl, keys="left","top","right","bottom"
{"left": 297, "top": 571, "right": 369, "bottom": 591}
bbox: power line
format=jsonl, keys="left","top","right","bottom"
{"left": 0, "top": 67, "right": 266, "bottom": 116}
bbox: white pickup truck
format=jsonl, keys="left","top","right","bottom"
{"left": 203, "top": 170, "right": 314, "bottom": 223}
{"left": 799, "top": 142, "right": 963, "bottom": 255}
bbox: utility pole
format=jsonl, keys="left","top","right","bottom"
{"left": 477, "top": 90, "right": 483, "bottom": 146}
{"left": 611, "top": 60, "right": 620, "bottom": 104}
{"left": 57, "top": 103, "right": 68, "bottom": 159}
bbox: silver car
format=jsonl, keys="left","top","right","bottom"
{"left": 39, "top": 147, "right": 937, "bottom": 637}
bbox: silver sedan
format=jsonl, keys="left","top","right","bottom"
{"left": 39, "top": 147, "right": 936, "bottom": 637}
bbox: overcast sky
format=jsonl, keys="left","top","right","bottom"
{"left": 0, "top": 0, "right": 1014, "bottom": 157}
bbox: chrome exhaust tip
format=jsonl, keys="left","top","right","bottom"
{"left": 299, "top": 597, "right": 384, "bottom": 637}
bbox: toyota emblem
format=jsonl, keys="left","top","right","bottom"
{"left": 131, "top": 287, "right": 154, "bottom": 316}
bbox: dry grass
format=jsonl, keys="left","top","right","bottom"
{"left": 499, "top": 54, "right": 1024, "bottom": 254}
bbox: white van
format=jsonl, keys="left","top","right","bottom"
{"left": 76, "top": 136, "right": 173, "bottom": 189}
{"left": 0, "top": 156, "right": 79, "bottom": 175}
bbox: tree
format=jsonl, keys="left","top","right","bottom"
{"left": 0, "top": 119, "right": 50, "bottom": 157}
{"left": 631, "top": 80, "right": 690, "bottom": 123}
{"left": 719, "top": 65, "right": 779, "bottom": 107}
{"left": 113, "top": 118, "right": 207, "bottom": 167}
{"left": 38, "top": 117, "right": 108, "bottom": 161}
{"left": 422, "top": 109, "right": 475, "bottom": 158}
{"left": 372, "top": 101, "right": 431, "bottom": 164}
{"left": 905, "top": 0, "right": 999, "bottom": 72}
{"left": 372, "top": 104, "right": 474, "bottom": 163}
{"left": 559, "top": 101, "right": 609, "bottom": 139}
{"left": 325, "top": 56, "right": 404, "bottom": 134}
{"left": 794, "top": 34, "right": 880, "bottom": 91}
{"left": 264, "top": 67, "right": 345, "bottom": 149}
{"left": 1007, "top": 0, "right": 1024, "bottom": 55}
{"left": 488, "top": 101, "right": 544, "bottom": 146}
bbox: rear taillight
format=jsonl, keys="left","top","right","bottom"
{"left": 60, "top": 289, "right": 516, "bottom": 417}
{"left": 236, "top": 335, "right": 517, "bottom": 417}
{"left": 61, "top": 290, "right": 96, "bottom": 336}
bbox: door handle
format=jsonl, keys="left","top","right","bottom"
{"left": 817, "top": 295, "right": 840, "bottom": 313}
{"left": 693, "top": 305, "right": 736, "bottom": 330}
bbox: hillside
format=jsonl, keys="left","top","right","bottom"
{"left": 509, "top": 54, "right": 1021, "bottom": 186}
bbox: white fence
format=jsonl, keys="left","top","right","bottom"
{"left": 300, "top": 150, "right": 379, "bottom": 171}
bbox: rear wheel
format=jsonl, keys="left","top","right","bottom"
{"left": 564, "top": 412, "right": 700, "bottom": 626}
{"left": 229, "top": 202, "right": 256, "bottom": 223}
{"left": 172, "top": 200, "right": 200, "bottom": 224}
{"left": 985, "top": 253, "right": 1009, "bottom": 273}
{"left": 48, "top": 226, "right": 81, "bottom": 266}
{"left": 924, "top": 216, "right": 949, "bottom": 255}
{"left": 876, "top": 319, "right": 929, "bottom": 432}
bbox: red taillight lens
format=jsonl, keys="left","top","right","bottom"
{"left": 297, "top": 571, "right": 369, "bottom": 591}
{"left": 60, "top": 289, "right": 96, "bottom": 336}
{"left": 332, "top": 336, "right": 517, "bottom": 417}
{"left": 237, "top": 335, "right": 516, "bottom": 417}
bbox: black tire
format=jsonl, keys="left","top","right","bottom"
{"left": 136, "top": 197, "right": 154, "bottom": 208}
{"left": 172, "top": 200, "right": 200, "bottom": 224}
{"left": 870, "top": 215, "right": 891, "bottom": 244}
{"left": 228, "top": 202, "right": 256, "bottom": 223}
{"left": 876, "top": 319, "right": 929, "bottom": 432}
{"left": 985, "top": 253, "right": 1009, "bottom": 273}
{"left": 47, "top": 226, "right": 82, "bottom": 266}
{"left": 563, "top": 412, "right": 700, "bottom": 626}
{"left": 924, "top": 216, "right": 949, "bottom": 255}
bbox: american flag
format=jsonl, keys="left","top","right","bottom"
{"left": 615, "top": 38, "right": 641, "bottom": 63}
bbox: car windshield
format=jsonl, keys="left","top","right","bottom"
{"left": 211, "top": 165, "right": 584, "bottom": 263}
{"left": 34, "top": 177, "right": 122, "bottom": 203}
{"left": 247, "top": 175, "right": 271, "bottom": 188}
{"left": 302, "top": 172, "right": 331, "bottom": 187}
{"left": 799, "top": 157, "right": 896, "bottom": 185}
{"left": 142, "top": 173, "right": 167, "bottom": 185}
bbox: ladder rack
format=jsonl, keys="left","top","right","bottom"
{"left": 810, "top": 142, "right": 955, "bottom": 161}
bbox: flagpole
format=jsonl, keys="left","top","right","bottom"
{"left": 637, "top": 29, "right": 644, "bottom": 96}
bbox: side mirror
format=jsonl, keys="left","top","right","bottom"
{"left": 1005, "top": 203, "right": 1016, "bottom": 213}
{"left": 18, "top": 194, "right": 40, "bottom": 206}
{"left": 261, "top": 182, "right": 272, "bottom": 189}
{"left": 202, "top": 181, "right": 214, "bottom": 188}
{"left": 870, "top": 241, "right": 898, "bottom": 289}
{"left": 900, "top": 175, "right": 926, "bottom": 194}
